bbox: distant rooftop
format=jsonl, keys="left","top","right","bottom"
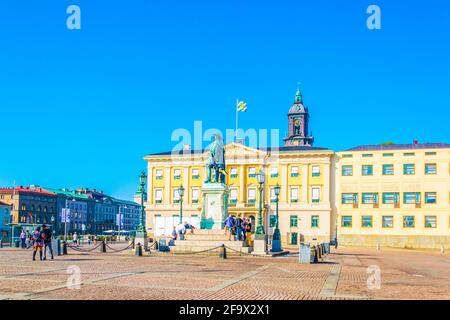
{"left": 345, "top": 142, "right": 450, "bottom": 152}
{"left": 0, "top": 186, "right": 56, "bottom": 196}
{"left": 146, "top": 144, "right": 330, "bottom": 157}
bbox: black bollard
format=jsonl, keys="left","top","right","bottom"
{"left": 62, "top": 241, "right": 68, "bottom": 255}
{"left": 0, "top": 239, "right": 3, "bottom": 248}
{"left": 219, "top": 245, "right": 227, "bottom": 259}
{"left": 101, "top": 240, "right": 107, "bottom": 253}
{"left": 135, "top": 243, "right": 143, "bottom": 256}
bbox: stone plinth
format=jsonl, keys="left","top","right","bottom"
{"left": 201, "top": 183, "right": 228, "bottom": 230}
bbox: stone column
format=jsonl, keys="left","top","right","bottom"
{"left": 281, "top": 164, "right": 288, "bottom": 203}
{"left": 301, "top": 164, "right": 309, "bottom": 204}
{"left": 164, "top": 166, "right": 171, "bottom": 204}
{"left": 239, "top": 165, "right": 245, "bottom": 203}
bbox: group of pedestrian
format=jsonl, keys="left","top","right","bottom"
{"left": 20, "top": 225, "right": 54, "bottom": 261}
{"left": 171, "top": 221, "right": 195, "bottom": 241}
{"left": 224, "top": 214, "right": 252, "bottom": 244}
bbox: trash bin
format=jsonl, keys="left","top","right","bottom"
{"left": 323, "top": 242, "right": 330, "bottom": 255}
{"left": 299, "top": 242, "right": 311, "bottom": 264}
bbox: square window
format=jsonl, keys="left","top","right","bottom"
{"left": 382, "top": 192, "right": 399, "bottom": 204}
{"left": 229, "top": 189, "right": 238, "bottom": 202}
{"left": 312, "top": 166, "right": 320, "bottom": 177}
{"left": 403, "top": 164, "right": 415, "bottom": 175}
{"left": 361, "top": 216, "right": 373, "bottom": 228}
{"left": 362, "top": 165, "right": 373, "bottom": 176}
{"left": 311, "top": 187, "right": 320, "bottom": 203}
{"left": 403, "top": 216, "right": 415, "bottom": 228}
{"left": 230, "top": 167, "right": 238, "bottom": 178}
{"left": 270, "top": 167, "right": 279, "bottom": 178}
{"left": 248, "top": 188, "right": 256, "bottom": 203}
{"left": 155, "top": 169, "right": 163, "bottom": 180}
{"left": 290, "top": 215, "right": 298, "bottom": 227}
{"left": 192, "top": 168, "right": 200, "bottom": 179}
{"left": 311, "top": 215, "right": 319, "bottom": 228}
{"left": 290, "top": 166, "right": 299, "bottom": 177}
{"left": 382, "top": 164, "right": 394, "bottom": 175}
{"left": 425, "top": 192, "right": 436, "bottom": 204}
{"left": 425, "top": 163, "right": 437, "bottom": 175}
{"left": 342, "top": 193, "right": 357, "bottom": 204}
{"left": 248, "top": 167, "right": 256, "bottom": 178}
{"left": 174, "top": 169, "right": 181, "bottom": 180}
{"left": 424, "top": 216, "right": 437, "bottom": 228}
{"left": 290, "top": 187, "right": 299, "bottom": 203}
{"left": 341, "top": 216, "right": 352, "bottom": 227}
{"left": 342, "top": 165, "right": 353, "bottom": 176}
{"left": 404, "top": 192, "right": 420, "bottom": 204}
{"left": 382, "top": 216, "right": 393, "bottom": 228}
{"left": 290, "top": 233, "right": 298, "bottom": 245}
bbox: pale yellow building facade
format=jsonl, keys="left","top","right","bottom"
{"left": 335, "top": 143, "right": 450, "bottom": 249}
{"left": 144, "top": 142, "right": 334, "bottom": 246}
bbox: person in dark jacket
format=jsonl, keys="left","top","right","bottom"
{"left": 41, "top": 224, "right": 54, "bottom": 260}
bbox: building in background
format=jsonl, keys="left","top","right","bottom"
{"left": 112, "top": 198, "right": 142, "bottom": 235}
{"left": 0, "top": 201, "right": 11, "bottom": 240}
{"left": 45, "top": 188, "right": 91, "bottom": 236}
{"left": 79, "top": 189, "right": 117, "bottom": 234}
{"left": 335, "top": 142, "right": 450, "bottom": 249}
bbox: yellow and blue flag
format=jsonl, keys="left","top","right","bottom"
{"left": 237, "top": 100, "right": 247, "bottom": 112}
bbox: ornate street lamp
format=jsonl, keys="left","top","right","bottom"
{"left": 136, "top": 170, "right": 147, "bottom": 237}
{"left": 178, "top": 185, "right": 185, "bottom": 225}
{"left": 255, "top": 169, "right": 266, "bottom": 238}
{"left": 271, "top": 184, "right": 282, "bottom": 252}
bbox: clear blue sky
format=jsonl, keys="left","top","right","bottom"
{"left": 0, "top": 0, "right": 449, "bottom": 200}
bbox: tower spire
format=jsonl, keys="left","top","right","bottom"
{"left": 295, "top": 82, "right": 302, "bottom": 103}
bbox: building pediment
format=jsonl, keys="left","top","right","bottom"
{"left": 223, "top": 143, "right": 266, "bottom": 161}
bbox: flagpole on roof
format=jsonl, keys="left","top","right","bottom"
{"left": 235, "top": 98, "right": 239, "bottom": 142}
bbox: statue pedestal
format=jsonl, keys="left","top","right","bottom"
{"left": 201, "top": 183, "right": 228, "bottom": 230}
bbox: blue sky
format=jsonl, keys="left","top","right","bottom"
{"left": 0, "top": 0, "right": 449, "bottom": 199}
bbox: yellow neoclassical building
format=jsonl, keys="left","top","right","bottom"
{"left": 335, "top": 143, "right": 450, "bottom": 249}
{"left": 144, "top": 142, "right": 334, "bottom": 246}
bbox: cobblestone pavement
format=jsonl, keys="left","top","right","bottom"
{"left": 0, "top": 245, "right": 448, "bottom": 300}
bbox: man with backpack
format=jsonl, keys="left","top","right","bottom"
{"left": 41, "top": 224, "right": 54, "bottom": 260}
{"left": 32, "top": 227, "right": 44, "bottom": 261}
{"left": 235, "top": 215, "right": 243, "bottom": 241}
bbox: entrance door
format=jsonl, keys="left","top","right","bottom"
{"left": 154, "top": 216, "right": 165, "bottom": 236}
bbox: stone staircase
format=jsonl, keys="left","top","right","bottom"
{"left": 170, "top": 229, "right": 253, "bottom": 255}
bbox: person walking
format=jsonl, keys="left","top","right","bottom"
{"left": 32, "top": 227, "right": 44, "bottom": 261}
{"left": 235, "top": 215, "right": 243, "bottom": 241}
{"left": 245, "top": 218, "right": 253, "bottom": 246}
{"left": 241, "top": 218, "right": 248, "bottom": 242}
{"left": 26, "top": 230, "right": 33, "bottom": 249}
{"left": 176, "top": 223, "right": 186, "bottom": 240}
{"left": 41, "top": 224, "right": 54, "bottom": 260}
{"left": 20, "top": 229, "right": 26, "bottom": 249}
{"left": 171, "top": 226, "right": 178, "bottom": 241}
{"left": 224, "top": 214, "right": 235, "bottom": 241}
{"left": 73, "top": 232, "right": 78, "bottom": 244}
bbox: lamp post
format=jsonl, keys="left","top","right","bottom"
{"left": 271, "top": 184, "right": 282, "bottom": 252}
{"left": 135, "top": 170, "right": 148, "bottom": 250}
{"left": 50, "top": 215, "right": 55, "bottom": 236}
{"left": 255, "top": 169, "right": 266, "bottom": 238}
{"left": 178, "top": 185, "right": 185, "bottom": 225}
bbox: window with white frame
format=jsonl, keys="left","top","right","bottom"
{"left": 191, "top": 188, "right": 199, "bottom": 203}
{"left": 290, "top": 187, "right": 299, "bottom": 203}
{"left": 173, "top": 169, "right": 181, "bottom": 180}
{"left": 248, "top": 188, "right": 256, "bottom": 203}
{"left": 290, "top": 166, "right": 299, "bottom": 177}
{"left": 155, "top": 189, "right": 163, "bottom": 203}
{"left": 155, "top": 169, "right": 163, "bottom": 180}
{"left": 311, "top": 187, "right": 320, "bottom": 203}
{"left": 230, "top": 167, "right": 238, "bottom": 178}
{"left": 229, "top": 189, "right": 238, "bottom": 203}
{"left": 192, "top": 168, "right": 200, "bottom": 179}
{"left": 270, "top": 187, "right": 277, "bottom": 202}
{"left": 312, "top": 166, "right": 320, "bottom": 177}
{"left": 173, "top": 188, "right": 181, "bottom": 203}
{"left": 248, "top": 167, "right": 256, "bottom": 178}
{"left": 270, "top": 166, "right": 278, "bottom": 178}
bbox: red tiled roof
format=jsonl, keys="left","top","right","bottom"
{"left": 0, "top": 186, "right": 56, "bottom": 196}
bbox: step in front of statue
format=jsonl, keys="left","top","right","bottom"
{"left": 184, "top": 234, "right": 231, "bottom": 241}
{"left": 170, "top": 245, "right": 252, "bottom": 254}
{"left": 188, "top": 229, "right": 227, "bottom": 235}
{"left": 173, "top": 240, "right": 247, "bottom": 248}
